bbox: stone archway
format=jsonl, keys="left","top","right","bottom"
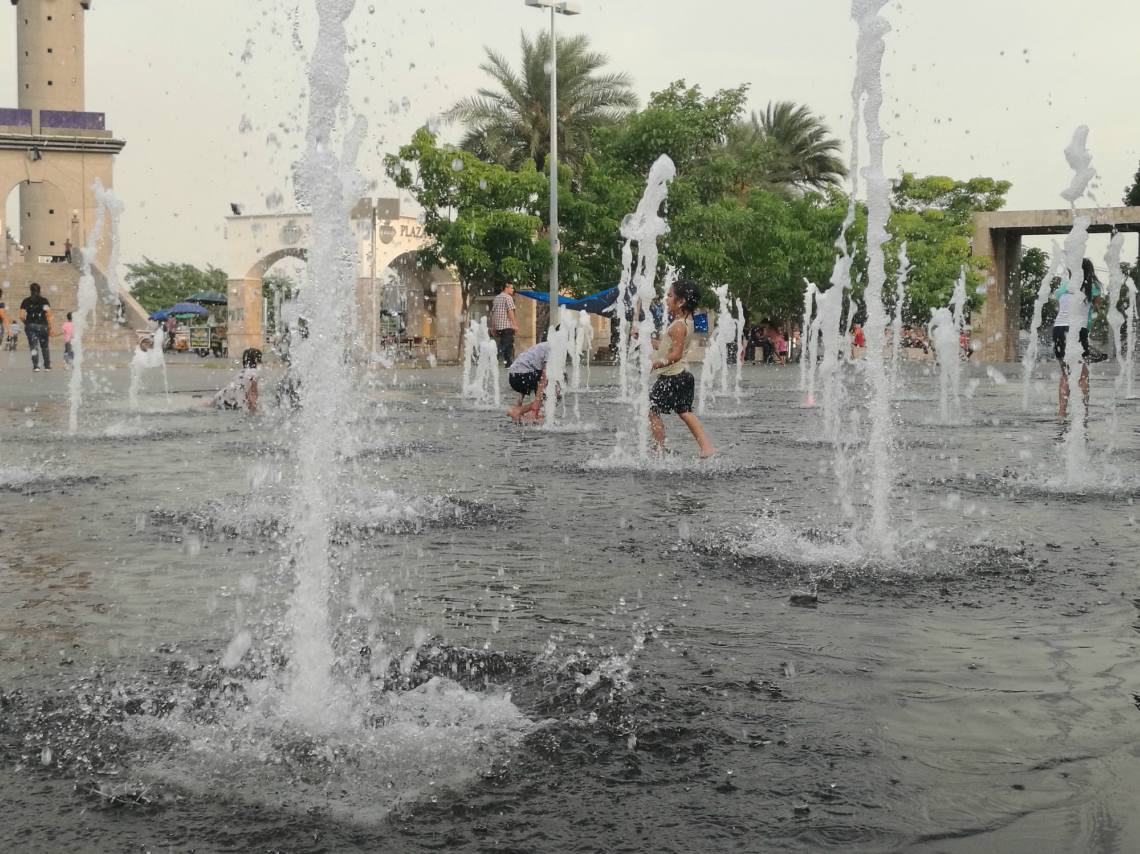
{"left": 972, "top": 206, "right": 1140, "bottom": 362}
{"left": 224, "top": 200, "right": 463, "bottom": 360}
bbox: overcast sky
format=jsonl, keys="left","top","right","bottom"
{"left": 3, "top": 0, "right": 1138, "bottom": 272}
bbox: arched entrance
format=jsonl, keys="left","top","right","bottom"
{"left": 224, "top": 200, "right": 463, "bottom": 360}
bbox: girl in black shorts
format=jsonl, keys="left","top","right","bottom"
{"left": 648, "top": 278, "right": 715, "bottom": 458}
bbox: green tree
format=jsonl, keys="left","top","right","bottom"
{"left": 446, "top": 31, "right": 636, "bottom": 172}
{"left": 1016, "top": 247, "right": 1055, "bottom": 330}
{"left": 1123, "top": 162, "right": 1140, "bottom": 206}
{"left": 383, "top": 128, "right": 551, "bottom": 310}
{"left": 885, "top": 173, "right": 1011, "bottom": 324}
{"left": 125, "top": 258, "right": 228, "bottom": 313}
{"left": 739, "top": 101, "right": 847, "bottom": 193}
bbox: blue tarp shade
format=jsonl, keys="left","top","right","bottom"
{"left": 516, "top": 286, "right": 618, "bottom": 316}
{"left": 167, "top": 302, "right": 209, "bottom": 316}
{"left": 693, "top": 313, "right": 709, "bottom": 333}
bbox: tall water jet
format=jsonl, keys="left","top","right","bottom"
{"left": 889, "top": 242, "right": 909, "bottom": 381}
{"left": 614, "top": 240, "right": 635, "bottom": 403}
{"left": 127, "top": 331, "right": 168, "bottom": 412}
{"left": 67, "top": 180, "right": 108, "bottom": 434}
{"left": 1105, "top": 233, "right": 1127, "bottom": 381}
{"left": 1051, "top": 126, "right": 1098, "bottom": 486}
{"left": 928, "top": 306, "right": 960, "bottom": 423}
{"left": 1020, "top": 244, "right": 1064, "bottom": 410}
{"left": 542, "top": 318, "right": 570, "bottom": 426}
{"left": 696, "top": 284, "right": 734, "bottom": 414}
{"left": 283, "top": 0, "right": 367, "bottom": 730}
{"left": 461, "top": 317, "right": 500, "bottom": 406}
{"left": 619, "top": 155, "right": 675, "bottom": 459}
{"left": 837, "top": 0, "right": 896, "bottom": 554}
{"left": 733, "top": 298, "right": 745, "bottom": 403}
{"left": 800, "top": 279, "right": 818, "bottom": 399}
{"left": 1123, "top": 276, "right": 1138, "bottom": 398}
{"left": 571, "top": 309, "right": 594, "bottom": 390}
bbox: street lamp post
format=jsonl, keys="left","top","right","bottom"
{"left": 525, "top": 0, "right": 581, "bottom": 332}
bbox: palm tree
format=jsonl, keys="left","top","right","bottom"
{"left": 446, "top": 31, "right": 637, "bottom": 172}
{"left": 731, "top": 101, "right": 847, "bottom": 193}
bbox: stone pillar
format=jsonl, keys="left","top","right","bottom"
{"left": 590, "top": 315, "right": 610, "bottom": 358}
{"left": 434, "top": 281, "right": 463, "bottom": 362}
{"left": 226, "top": 276, "right": 264, "bottom": 357}
{"left": 972, "top": 226, "right": 1019, "bottom": 363}
{"left": 406, "top": 286, "right": 426, "bottom": 338}
{"left": 515, "top": 294, "right": 537, "bottom": 353}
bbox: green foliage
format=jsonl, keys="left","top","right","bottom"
{"left": 1016, "top": 247, "right": 1055, "bottom": 330}
{"left": 1123, "top": 162, "right": 1140, "bottom": 206}
{"left": 125, "top": 258, "right": 228, "bottom": 313}
{"left": 384, "top": 128, "right": 551, "bottom": 302}
{"left": 885, "top": 173, "right": 1011, "bottom": 324}
{"left": 446, "top": 31, "right": 636, "bottom": 172}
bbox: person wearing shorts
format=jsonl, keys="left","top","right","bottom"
{"left": 648, "top": 278, "right": 715, "bottom": 458}
{"left": 1052, "top": 257, "right": 1102, "bottom": 420}
{"left": 506, "top": 340, "right": 550, "bottom": 421}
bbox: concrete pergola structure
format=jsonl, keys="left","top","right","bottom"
{"left": 223, "top": 198, "right": 541, "bottom": 361}
{"left": 972, "top": 206, "right": 1140, "bottom": 362}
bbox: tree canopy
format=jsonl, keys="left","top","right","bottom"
{"left": 126, "top": 259, "right": 228, "bottom": 313}
{"left": 446, "top": 31, "right": 636, "bottom": 172}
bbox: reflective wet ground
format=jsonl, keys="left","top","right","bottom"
{"left": 2, "top": 348, "right": 1139, "bottom": 853}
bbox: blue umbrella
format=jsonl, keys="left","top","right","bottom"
{"left": 149, "top": 309, "right": 171, "bottom": 321}
{"left": 168, "top": 302, "right": 210, "bottom": 316}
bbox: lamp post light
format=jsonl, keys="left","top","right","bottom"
{"left": 524, "top": 0, "right": 581, "bottom": 332}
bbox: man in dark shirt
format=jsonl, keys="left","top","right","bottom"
{"left": 19, "top": 282, "right": 53, "bottom": 371}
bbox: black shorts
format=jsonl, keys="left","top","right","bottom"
{"left": 649, "top": 371, "right": 695, "bottom": 415}
{"left": 1052, "top": 326, "right": 1089, "bottom": 363}
{"left": 508, "top": 369, "right": 542, "bottom": 396}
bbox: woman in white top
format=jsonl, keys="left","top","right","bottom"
{"left": 1051, "top": 258, "right": 1102, "bottom": 419}
{"left": 648, "top": 278, "right": 715, "bottom": 458}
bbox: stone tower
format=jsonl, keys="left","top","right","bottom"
{"left": 3, "top": 0, "right": 123, "bottom": 264}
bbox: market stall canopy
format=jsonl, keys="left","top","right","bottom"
{"left": 167, "top": 302, "right": 210, "bottom": 317}
{"left": 186, "top": 291, "right": 228, "bottom": 305}
{"left": 515, "top": 286, "right": 617, "bottom": 316}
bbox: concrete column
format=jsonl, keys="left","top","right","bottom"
{"left": 226, "top": 276, "right": 264, "bottom": 357}
{"left": 434, "top": 281, "right": 463, "bottom": 362}
{"left": 406, "top": 285, "right": 426, "bottom": 338}
{"left": 590, "top": 315, "right": 610, "bottom": 358}
{"left": 515, "top": 294, "right": 537, "bottom": 353}
{"left": 973, "top": 226, "right": 1017, "bottom": 363}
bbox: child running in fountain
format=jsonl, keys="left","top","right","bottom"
{"left": 649, "top": 278, "right": 715, "bottom": 458}
{"left": 505, "top": 339, "right": 551, "bottom": 423}
{"left": 213, "top": 347, "right": 262, "bottom": 414}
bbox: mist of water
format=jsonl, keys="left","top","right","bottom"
{"left": 67, "top": 181, "right": 109, "bottom": 434}
{"left": 696, "top": 284, "right": 735, "bottom": 415}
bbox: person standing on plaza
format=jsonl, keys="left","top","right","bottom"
{"left": 489, "top": 281, "right": 519, "bottom": 365}
{"left": 19, "top": 282, "right": 53, "bottom": 371}
{"left": 0, "top": 301, "right": 7, "bottom": 344}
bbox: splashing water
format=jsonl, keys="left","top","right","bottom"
{"left": 569, "top": 309, "right": 593, "bottom": 391}
{"left": 1105, "top": 233, "right": 1128, "bottom": 399}
{"left": 929, "top": 268, "right": 967, "bottom": 423}
{"left": 67, "top": 182, "right": 109, "bottom": 434}
{"left": 890, "top": 242, "right": 909, "bottom": 381}
{"left": 733, "top": 298, "right": 745, "bottom": 403}
{"left": 461, "top": 317, "right": 500, "bottom": 406}
{"left": 542, "top": 319, "right": 571, "bottom": 427}
{"left": 697, "top": 284, "right": 736, "bottom": 415}
{"left": 282, "top": 0, "right": 369, "bottom": 730}
{"left": 127, "top": 334, "right": 169, "bottom": 412}
{"left": 1053, "top": 126, "right": 1098, "bottom": 486}
{"left": 1020, "top": 244, "right": 1064, "bottom": 409}
{"left": 1122, "top": 276, "right": 1139, "bottom": 398}
{"left": 616, "top": 155, "right": 675, "bottom": 460}
{"left": 614, "top": 239, "right": 634, "bottom": 403}
{"left": 799, "top": 279, "right": 819, "bottom": 402}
